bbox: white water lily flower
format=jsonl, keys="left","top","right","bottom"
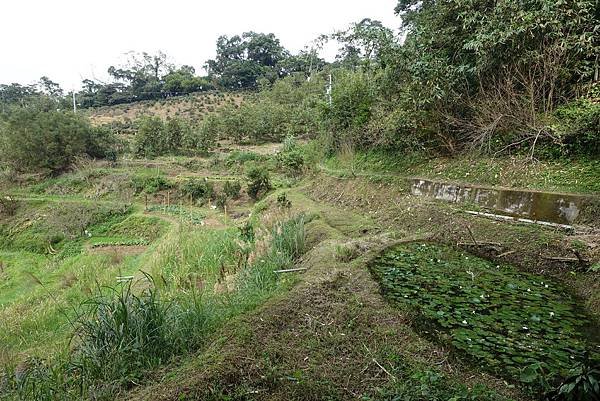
{"left": 522, "top": 326, "right": 529, "bottom": 330}
{"left": 462, "top": 320, "right": 468, "bottom": 325}
{"left": 550, "top": 312, "right": 555, "bottom": 317}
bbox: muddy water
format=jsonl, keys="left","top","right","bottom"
{"left": 410, "top": 179, "right": 591, "bottom": 225}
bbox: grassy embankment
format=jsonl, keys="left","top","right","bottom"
{"left": 1, "top": 140, "right": 599, "bottom": 400}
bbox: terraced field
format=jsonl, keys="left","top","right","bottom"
{"left": 0, "top": 143, "right": 598, "bottom": 401}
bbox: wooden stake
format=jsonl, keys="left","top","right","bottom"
{"left": 496, "top": 250, "right": 516, "bottom": 258}
{"left": 273, "top": 267, "right": 307, "bottom": 273}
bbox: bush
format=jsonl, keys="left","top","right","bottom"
{"left": 180, "top": 178, "right": 214, "bottom": 202}
{"left": 223, "top": 180, "right": 241, "bottom": 199}
{"left": 85, "top": 126, "right": 119, "bottom": 161}
{"left": 134, "top": 116, "right": 206, "bottom": 157}
{"left": 225, "top": 151, "right": 263, "bottom": 166}
{"left": 246, "top": 165, "right": 272, "bottom": 200}
{"left": 276, "top": 192, "right": 292, "bottom": 209}
{"left": 214, "top": 192, "right": 228, "bottom": 210}
{"left": 323, "top": 70, "right": 375, "bottom": 148}
{"left": 134, "top": 116, "right": 166, "bottom": 158}
{"left": 553, "top": 98, "right": 600, "bottom": 158}
{"left": 0, "top": 109, "right": 113, "bottom": 173}
{"left": 196, "top": 74, "right": 324, "bottom": 144}
{"left": 0, "top": 196, "right": 19, "bottom": 217}
{"left": 277, "top": 136, "right": 305, "bottom": 177}
{"left": 131, "top": 175, "right": 172, "bottom": 194}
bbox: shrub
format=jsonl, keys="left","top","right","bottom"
{"left": 246, "top": 165, "right": 272, "bottom": 200}
{"left": 131, "top": 175, "right": 172, "bottom": 194}
{"left": 134, "top": 116, "right": 166, "bottom": 158}
{"left": 277, "top": 136, "right": 305, "bottom": 177}
{"left": 134, "top": 116, "right": 200, "bottom": 157}
{"left": 215, "top": 192, "right": 228, "bottom": 210}
{"left": 223, "top": 180, "right": 241, "bottom": 199}
{"left": 180, "top": 178, "right": 214, "bottom": 202}
{"left": 553, "top": 98, "right": 600, "bottom": 158}
{"left": 225, "top": 151, "right": 263, "bottom": 166}
{"left": 276, "top": 192, "right": 291, "bottom": 209}
{"left": 84, "top": 125, "right": 119, "bottom": 161}
{"left": 0, "top": 108, "right": 112, "bottom": 173}
{"left": 323, "top": 70, "right": 375, "bottom": 148}
{"left": 0, "top": 196, "right": 19, "bottom": 217}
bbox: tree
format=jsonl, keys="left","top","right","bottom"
{"left": 206, "top": 32, "right": 292, "bottom": 89}
{"left": 37, "top": 76, "right": 63, "bottom": 98}
{"left": 332, "top": 19, "right": 396, "bottom": 70}
{"left": 382, "top": 0, "right": 600, "bottom": 153}
{"left": 0, "top": 109, "right": 112, "bottom": 173}
{"left": 134, "top": 116, "right": 166, "bottom": 158}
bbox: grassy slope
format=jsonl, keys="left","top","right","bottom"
{"left": 86, "top": 91, "right": 244, "bottom": 127}
{"left": 126, "top": 190, "right": 523, "bottom": 401}
{"left": 324, "top": 150, "right": 600, "bottom": 194}
{"left": 1, "top": 143, "right": 598, "bottom": 400}
{"left": 0, "top": 202, "right": 170, "bottom": 365}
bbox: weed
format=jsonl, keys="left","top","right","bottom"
{"left": 223, "top": 180, "right": 241, "bottom": 199}
{"left": 246, "top": 165, "right": 272, "bottom": 200}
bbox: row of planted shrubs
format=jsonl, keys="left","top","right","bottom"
{"left": 132, "top": 164, "right": 270, "bottom": 207}
{"left": 1, "top": 213, "right": 307, "bottom": 401}
{"left": 132, "top": 137, "right": 309, "bottom": 204}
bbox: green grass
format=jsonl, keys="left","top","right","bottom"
{"left": 324, "top": 150, "right": 600, "bottom": 194}
{"left": 0, "top": 211, "right": 308, "bottom": 401}
{"left": 0, "top": 206, "right": 166, "bottom": 368}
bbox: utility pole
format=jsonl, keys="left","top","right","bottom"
{"left": 72, "top": 91, "right": 77, "bottom": 113}
{"left": 327, "top": 74, "right": 332, "bottom": 106}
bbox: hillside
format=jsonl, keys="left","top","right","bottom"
{"left": 0, "top": 138, "right": 599, "bottom": 400}
{"left": 1, "top": 1, "right": 599, "bottom": 399}
{"left": 86, "top": 91, "right": 245, "bottom": 127}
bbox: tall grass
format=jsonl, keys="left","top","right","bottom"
{"left": 0, "top": 214, "right": 307, "bottom": 401}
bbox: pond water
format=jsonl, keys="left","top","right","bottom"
{"left": 409, "top": 179, "right": 592, "bottom": 225}
{"left": 370, "top": 243, "right": 600, "bottom": 383}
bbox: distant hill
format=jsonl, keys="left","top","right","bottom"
{"left": 86, "top": 91, "right": 245, "bottom": 127}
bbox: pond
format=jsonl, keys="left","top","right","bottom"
{"left": 369, "top": 242, "right": 599, "bottom": 384}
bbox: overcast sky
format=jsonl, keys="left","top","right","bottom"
{"left": 1, "top": 0, "right": 401, "bottom": 90}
